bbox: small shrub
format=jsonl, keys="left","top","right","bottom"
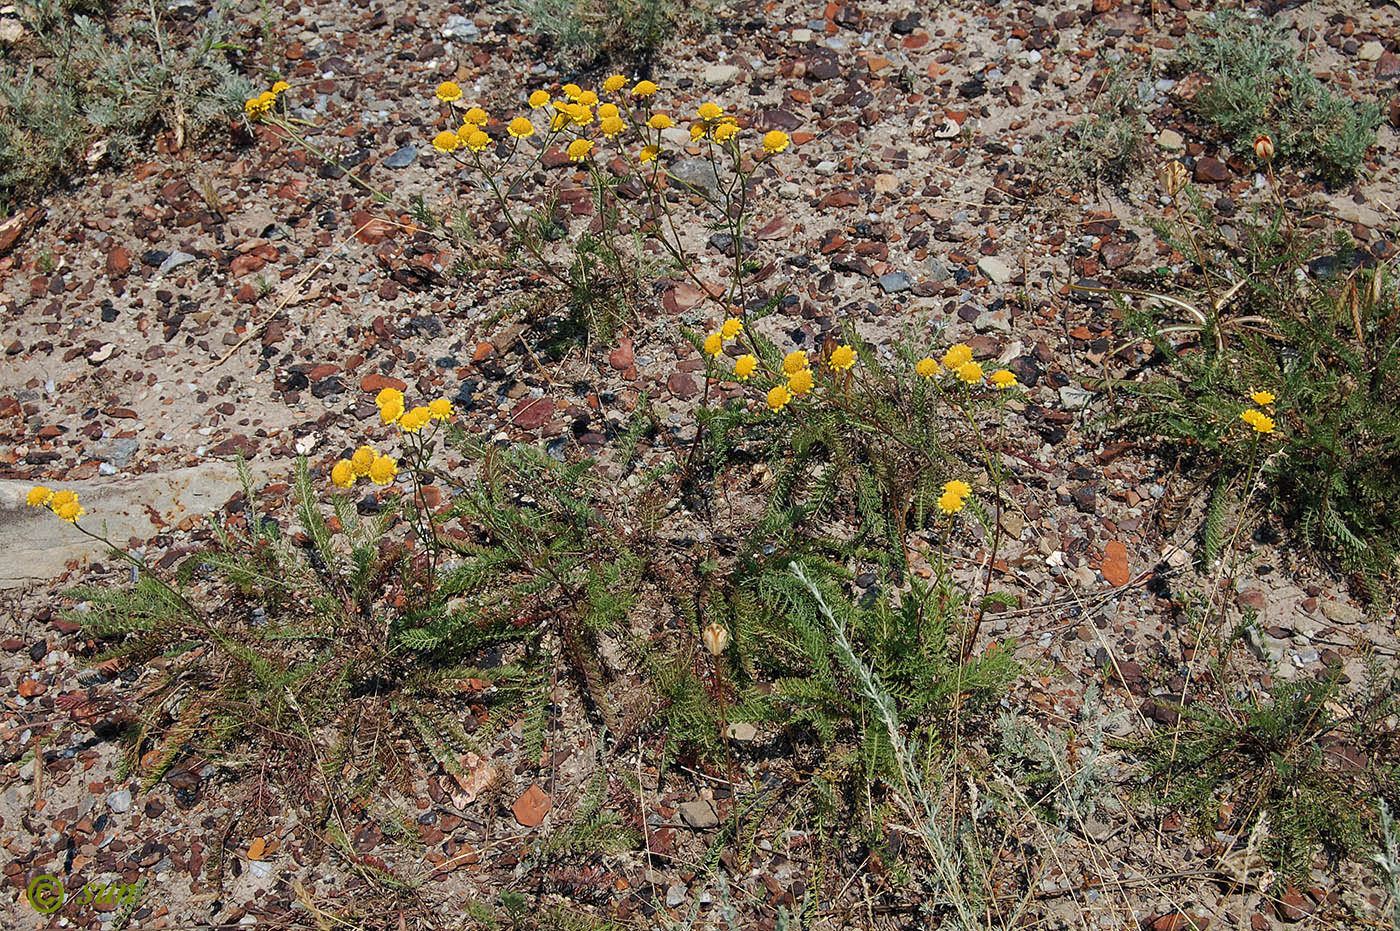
{"left": 1136, "top": 673, "right": 1400, "bottom": 883}
{"left": 0, "top": 0, "right": 251, "bottom": 209}
{"left": 1116, "top": 198, "right": 1400, "bottom": 598}
{"left": 1176, "top": 11, "right": 1380, "bottom": 184}
{"left": 513, "top": 0, "right": 710, "bottom": 70}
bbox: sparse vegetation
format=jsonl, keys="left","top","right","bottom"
{"left": 0, "top": 0, "right": 250, "bottom": 209}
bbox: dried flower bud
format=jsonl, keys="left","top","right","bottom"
{"left": 1253, "top": 133, "right": 1275, "bottom": 161}
{"left": 1160, "top": 160, "right": 1189, "bottom": 197}
{"left": 1369, "top": 267, "right": 1384, "bottom": 309}
{"left": 702, "top": 622, "right": 729, "bottom": 657}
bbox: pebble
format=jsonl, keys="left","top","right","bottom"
{"left": 383, "top": 145, "right": 418, "bottom": 169}
{"left": 702, "top": 64, "right": 741, "bottom": 86}
{"left": 667, "top": 157, "right": 721, "bottom": 196}
{"left": 666, "top": 884, "right": 688, "bottom": 907}
{"left": 977, "top": 255, "right": 1012, "bottom": 284}
{"left": 1156, "top": 129, "right": 1184, "bottom": 151}
{"left": 1058, "top": 385, "right": 1094, "bottom": 410}
{"left": 157, "top": 251, "right": 197, "bottom": 275}
{"left": 878, "top": 271, "right": 913, "bottom": 294}
{"left": 108, "top": 788, "right": 133, "bottom": 813}
{"left": 678, "top": 799, "right": 719, "bottom": 829}
{"left": 1358, "top": 41, "right": 1383, "bottom": 62}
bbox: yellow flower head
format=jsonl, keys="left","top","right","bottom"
{"left": 761, "top": 130, "right": 790, "bottom": 154}
{"left": 697, "top": 101, "right": 723, "bottom": 121}
{"left": 368, "top": 455, "right": 398, "bottom": 485}
{"left": 562, "top": 83, "right": 582, "bottom": 101}
{"left": 828, "top": 344, "right": 856, "bottom": 371}
{"left": 1240, "top": 409, "right": 1276, "bottom": 434}
{"left": 597, "top": 103, "right": 619, "bottom": 120}
{"left": 429, "top": 398, "right": 454, "bottom": 421}
{"left": 703, "top": 332, "right": 724, "bottom": 356}
{"left": 27, "top": 485, "right": 54, "bottom": 507}
{"left": 942, "top": 344, "right": 972, "bottom": 369}
{"left": 689, "top": 122, "right": 707, "bottom": 142}
{"left": 600, "top": 116, "right": 626, "bottom": 137}
{"left": 603, "top": 74, "right": 627, "bottom": 93}
{"left": 550, "top": 111, "right": 569, "bottom": 132}
{"left": 647, "top": 113, "right": 674, "bottom": 130}
{"left": 1251, "top": 390, "right": 1276, "bottom": 406}
{"left": 271, "top": 80, "right": 291, "bottom": 95}
{"left": 787, "top": 367, "right": 814, "bottom": 396}
{"left": 244, "top": 94, "right": 274, "bottom": 119}
{"left": 569, "top": 105, "right": 594, "bottom": 126}
{"left": 991, "top": 369, "right": 1017, "bottom": 390}
{"left": 462, "top": 106, "right": 488, "bottom": 126}
{"left": 48, "top": 489, "right": 84, "bottom": 523}
{"left": 915, "top": 357, "right": 939, "bottom": 379}
{"left": 734, "top": 354, "right": 757, "bottom": 380}
{"left": 944, "top": 480, "right": 972, "bottom": 499}
{"left": 399, "top": 406, "right": 432, "bottom": 433}
{"left": 576, "top": 90, "right": 598, "bottom": 107}
{"left": 720, "top": 317, "right": 743, "bottom": 340}
{"left": 331, "top": 459, "right": 355, "bottom": 488}
{"left": 767, "top": 384, "right": 791, "bottom": 412}
{"left": 567, "top": 138, "right": 594, "bottom": 161}
{"left": 632, "top": 80, "right": 658, "bottom": 97}
{"left": 432, "top": 130, "right": 460, "bottom": 154}
{"left": 956, "top": 361, "right": 984, "bottom": 385}
{"left": 464, "top": 129, "right": 491, "bottom": 152}
{"left": 937, "top": 490, "right": 965, "bottom": 514}
{"left": 376, "top": 387, "right": 405, "bottom": 424}
{"left": 712, "top": 122, "right": 739, "bottom": 143}
{"left": 507, "top": 117, "right": 534, "bottom": 139}
{"left": 435, "top": 81, "right": 463, "bottom": 103}
{"left": 528, "top": 89, "right": 551, "bottom": 109}
{"left": 351, "top": 445, "right": 376, "bottom": 477}
{"left": 639, "top": 144, "right": 659, "bottom": 163}
{"left": 782, "top": 350, "right": 808, "bottom": 376}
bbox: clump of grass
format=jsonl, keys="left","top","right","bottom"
{"left": 1039, "top": 52, "right": 1151, "bottom": 192}
{"left": 1, "top": 0, "right": 251, "bottom": 209}
{"left": 513, "top": 0, "right": 711, "bottom": 70}
{"left": 1107, "top": 166, "right": 1400, "bottom": 601}
{"left": 1136, "top": 672, "right": 1400, "bottom": 884}
{"left": 1176, "top": 11, "right": 1380, "bottom": 185}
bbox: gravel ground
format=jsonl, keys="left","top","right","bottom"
{"left": 2, "top": 0, "right": 1399, "bottom": 927}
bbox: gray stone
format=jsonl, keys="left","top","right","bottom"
{"left": 384, "top": 145, "right": 418, "bottom": 169}
{"left": 1321, "top": 599, "right": 1365, "bottom": 625}
{"left": 678, "top": 799, "right": 719, "bottom": 829}
{"left": 791, "top": 28, "right": 813, "bottom": 43}
{"left": 107, "top": 788, "right": 133, "bottom": 813}
{"left": 726, "top": 722, "right": 757, "bottom": 741}
{"left": 1058, "top": 385, "right": 1095, "bottom": 410}
{"left": 1156, "top": 129, "right": 1185, "bottom": 152}
{"left": 665, "top": 884, "right": 688, "bottom": 907}
{"left": 666, "top": 158, "right": 721, "bottom": 197}
{"left": 441, "top": 15, "right": 480, "bottom": 40}
{"left": 702, "top": 64, "right": 742, "bottom": 86}
{"left": 977, "top": 255, "right": 1012, "bottom": 285}
{"left": 974, "top": 306, "right": 1012, "bottom": 333}
{"left": 878, "top": 271, "right": 913, "bottom": 294}
{"left": 0, "top": 463, "right": 254, "bottom": 589}
{"left": 94, "top": 437, "right": 140, "bottom": 469}
{"left": 157, "top": 251, "right": 197, "bottom": 275}
{"left": 924, "top": 256, "right": 951, "bottom": 282}
{"left": 1358, "top": 41, "right": 1383, "bottom": 62}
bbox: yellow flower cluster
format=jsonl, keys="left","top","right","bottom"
{"left": 703, "top": 317, "right": 744, "bottom": 358}
{"left": 914, "top": 344, "right": 1015, "bottom": 390}
{"left": 331, "top": 445, "right": 399, "bottom": 488}
{"left": 26, "top": 486, "right": 84, "bottom": 523}
{"left": 244, "top": 81, "right": 290, "bottom": 120}
{"left": 1240, "top": 390, "right": 1277, "bottom": 434}
{"left": 375, "top": 388, "right": 454, "bottom": 433}
{"left": 430, "top": 77, "right": 796, "bottom": 172}
{"left": 937, "top": 479, "right": 972, "bottom": 515}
